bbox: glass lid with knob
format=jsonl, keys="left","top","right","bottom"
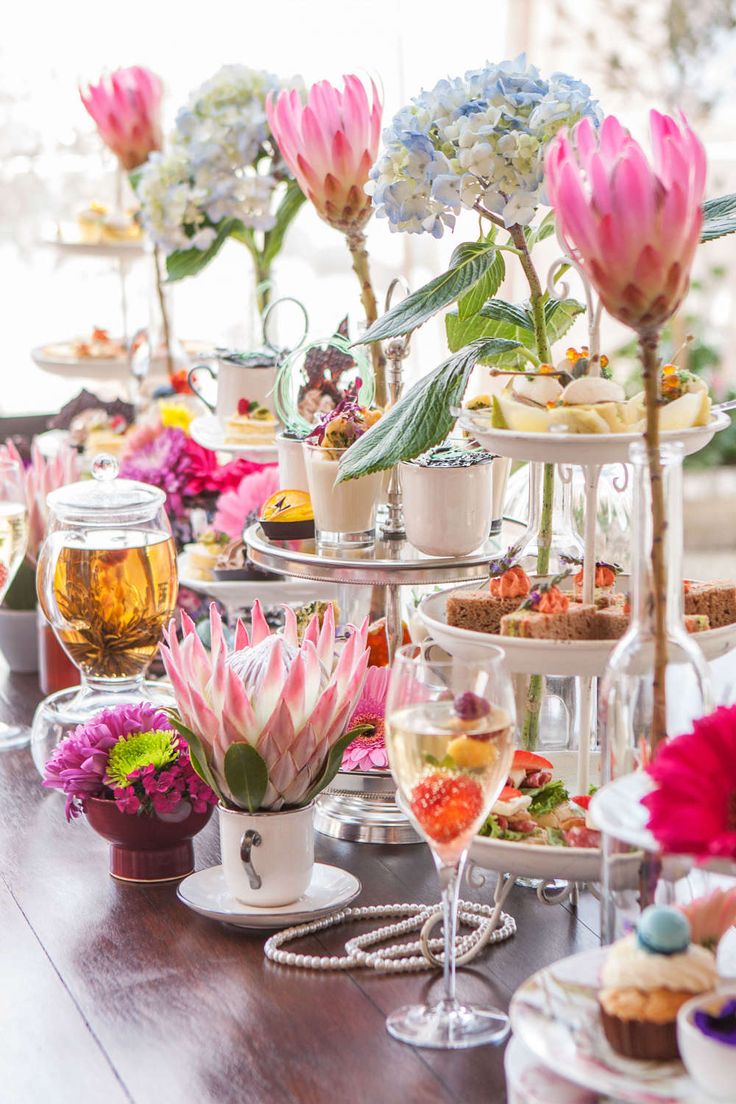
{"left": 46, "top": 453, "right": 167, "bottom": 527}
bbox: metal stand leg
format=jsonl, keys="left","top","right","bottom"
{"left": 385, "top": 582, "right": 403, "bottom": 664}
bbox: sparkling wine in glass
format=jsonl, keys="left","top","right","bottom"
{"left": 384, "top": 643, "right": 516, "bottom": 1049}
{"left": 0, "top": 456, "right": 30, "bottom": 749}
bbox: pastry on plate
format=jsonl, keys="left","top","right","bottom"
{"left": 225, "top": 399, "right": 277, "bottom": 446}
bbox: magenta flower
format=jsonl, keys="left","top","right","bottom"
{"left": 80, "top": 66, "right": 163, "bottom": 171}
{"left": 213, "top": 465, "right": 280, "bottom": 539}
{"left": 342, "top": 666, "right": 389, "bottom": 771}
{"left": 643, "top": 705, "right": 736, "bottom": 860}
{"left": 545, "top": 111, "right": 706, "bottom": 333}
{"left": 267, "top": 75, "right": 381, "bottom": 233}
{"left": 119, "top": 426, "right": 190, "bottom": 516}
{"left": 43, "top": 702, "right": 173, "bottom": 820}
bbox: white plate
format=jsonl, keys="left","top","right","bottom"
{"left": 178, "top": 555, "right": 340, "bottom": 606}
{"left": 505, "top": 1036, "right": 599, "bottom": 1104}
{"left": 511, "top": 947, "right": 716, "bottom": 1103}
{"left": 419, "top": 584, "right": 736, "bottom": 677}
{"left": 190, "top": 414, "right": 278, "bottom": 461}
{"left": 40, "top": 229, "right": 146, "bottom": 259}
{"left": 456, "top": 410, "right": 729, "bottom": 465}
{"left": 31, "top": 340, "right": 212, "bottom": 383}
{"left": 177, "top": 862, "right": 361, "bottom": 930}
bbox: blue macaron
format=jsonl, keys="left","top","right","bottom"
{"left": 637, "top": 905, "right": 691, "bottom": 955}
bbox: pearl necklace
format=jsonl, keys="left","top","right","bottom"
{"left": 264, "top": 900, "right": 516, "bottom": 973}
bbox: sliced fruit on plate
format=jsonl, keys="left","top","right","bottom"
{"left": 494, "top": 394, "right": 551, "bottom": 433}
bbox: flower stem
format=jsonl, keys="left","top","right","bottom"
{"left": 639, "top": 329, "right": 668, "bottom": 752}
{"left": 153, "top": 246, "right": 174, "bottom": 379}
{"left": 346, "top": 228, "right": 387, "bottom": 407}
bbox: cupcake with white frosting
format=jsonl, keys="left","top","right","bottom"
{"left": 599, "top": 905, "right": 718, "bottom": 1060}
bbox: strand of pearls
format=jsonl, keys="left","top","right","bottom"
{"left": 264, "top": 900, "right": 516, "bottom": 973}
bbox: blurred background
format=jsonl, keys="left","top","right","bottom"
{"left": 2, "top": 0, "right": 736, "bottom": 566}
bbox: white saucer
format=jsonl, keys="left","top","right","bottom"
{"left": 177, "top": 863, "right": 361, "bottom": 930}
{"left": 189, "top": 414, "right": 278, "bottom": 461}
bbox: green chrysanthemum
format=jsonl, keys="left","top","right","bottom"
{"left": 105, "top": 730, "right": 178, "bottom": 789}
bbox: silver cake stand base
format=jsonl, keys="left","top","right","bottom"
{"left": 315, "top": 770, "right": 420, "bottom": 845}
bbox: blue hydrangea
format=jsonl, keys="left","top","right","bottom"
{"left": 367, "top": 56, "right": 601, "bottom": 235}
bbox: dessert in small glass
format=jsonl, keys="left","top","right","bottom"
{"left": 400, "top": 444, "right": 493, "bottom": 557}
{"left": 276, "top": 427, "right": 309, "bottom": 491}
{"left": 303, "top": 391, "right": 382, "bottom": 549}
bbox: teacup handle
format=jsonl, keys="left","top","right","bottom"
{"left": 187, "top": 363, "right": 217, "bottom": 413}
{"left": 240, "top": 829, "right": 262, "bottom": 890}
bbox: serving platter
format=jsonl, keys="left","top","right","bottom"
{"left": 178, "top": 555, "right": 339, "bottom": 607}
{"left": 189, "top": 414, "right": 278, "bottom": 462}
{"left": 32, "top": 340, "right": 212, "bottom": 382}
{"left": 510, "top": 947, "right": 714, "bottom": 1103}
{"left": 419, "top": 582, "right": 736, "bottom": 677}
{"left": 455, "top": 409, "right": 730, "bottom": 466}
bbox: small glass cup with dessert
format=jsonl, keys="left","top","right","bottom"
{"left": 400, "top": 443, "right": 493, "bottom": 557}
{"left": 303, "top": 393, "right": 383, "bottom": 549}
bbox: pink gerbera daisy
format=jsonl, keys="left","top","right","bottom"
{"left": 643, "top": 705, "right": 736, "bottom": 860}
{"left": 678, "top": 888, "right": 736, "bottom": 951}
{"left": 213, "top": 466, "right": 280, "bottom": 539}
{"left": 342, "top": 666, "right": 390, "bottom": 772}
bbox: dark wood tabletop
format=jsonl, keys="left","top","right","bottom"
{"left": 0, "top": 664, "right": 602, "bottom": 1104}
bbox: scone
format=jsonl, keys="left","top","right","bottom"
{"left": 599, "top": 905, "right": 718, "bottom": 1060}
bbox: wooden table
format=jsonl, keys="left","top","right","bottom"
{"left": 0, "top": 667, "right": 602, "bottom": 1104}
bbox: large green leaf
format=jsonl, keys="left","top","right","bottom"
{"left": 446, "top": 299, "right": 535, "bottom": 368}
{"left": 165, "top": 217, "right": 242, "bottom": 282}
{"left": 357, "top": 241, "right": 502, "bottom": 344}
{"left": 262, "top": 180, "right": 307, "bottom": 268}
{"left": 457, "top": 249, "right": 505, "bottom": 319}
{"left": 337, "top": 337, "right": 521, "bottom": 481}
{"left": 166, "top": 712, "right": 223, "bottom": 801}
{"left": 223, "top": 743, "right": 268, "bottom": 814}
{"left": 298, "top": 725, "right": 373, "bottom": 808}
{"left": 543, "top": 297, "right": 586, "bottom": 343}
{"left": 701, "top": 193, "right": 736, "bottom": 242}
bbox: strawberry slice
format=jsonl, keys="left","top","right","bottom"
{"left": 513, "top": 750, "right": 553, "bottom": 771}
{"left": 497, "top": 785, "right": 523, "bottom": 802}
{"left": 570, "top": 794, "right": 592, "bottom": 810}
{"left": 410, "top": 772, "right": 483, "bottom": 844}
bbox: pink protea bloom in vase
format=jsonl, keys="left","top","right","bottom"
{"left": 342, "top": 666, "right": 390, "bottom": 771}
{"left": 160, "top": 601, "right": 370, "bottom": 810}
{"left": 80, "top": 66, "right": 163, "bottom": 171}
{"left": 267, "top": 75, "right": 387, "bottom": 404}
{"left": 679, "top": 888, "right": 736, "bottom": 952}
{"left": 546, "top": 111, "right": 707, "bottom": 750}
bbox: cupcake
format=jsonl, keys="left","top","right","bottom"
{"left": 599, "top": 905, "right": 718, "bottom": 1060}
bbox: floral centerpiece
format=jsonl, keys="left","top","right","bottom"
{"left": 43, "top": 702, "right": 217, "bottom": 881}
{"left": 137, "top": 65, "right": 306, "bottom": 328}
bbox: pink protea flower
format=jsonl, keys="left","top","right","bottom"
{"left": 1, "top": 439, "right": 79, "bottom": 562}
{"left": 267, "top": 75, "right": 381, "bottom": 232}
{"left": 545, "top": 111, "right": 706, "bottom": 334}
{"left": 643, "top": 705, "right": 736, "bottom": 860}
{"left": 679, "top": 888, "right": 736, "bottom": 951}
{"left": 213, "top": 466, "right": 280, "bottom": 539}
{"left": 160, "top": 601, "right": 370, "bottom": 809}
{"left": 80, "top": 66, "right": 163, "bottom": 171}
{"left": 341, "top": 666, "right": 389, "bottom": 771}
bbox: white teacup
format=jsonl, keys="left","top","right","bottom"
{"left": 189, "top": 354, "right": 278, "bottom": 421}
{"left": 219, "top": 803, "right": 314, "bottom": 908}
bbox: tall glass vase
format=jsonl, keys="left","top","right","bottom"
{"left": 599, "top": 441, "right": 711, "bottom": 782}
{"left": 131, "top": 248, "right": 190, "bottom": 399}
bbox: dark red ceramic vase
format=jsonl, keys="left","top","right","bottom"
{"left": 84, "top": 798, "right": 213, "bottom": 883}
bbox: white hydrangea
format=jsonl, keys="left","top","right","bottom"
{"left": 137, "top": 65, "right": 299, "bottom": 254}
{"left": 369, "top": 55, "right": 601, "bottom": 236}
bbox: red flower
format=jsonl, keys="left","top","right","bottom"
{"left": 643, "top": 705, "right": 736, "bottom": 860}
{"left": 182, "top": 435, "right": 273, "bottom": 499}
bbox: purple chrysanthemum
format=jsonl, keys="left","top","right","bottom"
{"left": 342, "top": 667, "right": 390, "bottom": 772}
{"left": 119, "top": 426, "right": 190, "bottom": 516}
{"left": 43, "top": 703, "right": 173, "bottom": 821}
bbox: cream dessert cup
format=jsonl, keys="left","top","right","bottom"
{"left": 304, "top": 441, "right": 383, "bottom": 548}
{"left": 400, "top": 450, "right": 493, "bottom": 557}
{"left": 277, "top": 431, "right": 309, "bottom": 492}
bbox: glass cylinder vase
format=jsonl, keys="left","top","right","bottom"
{"left": 599, "top": 441, "right": 711, "bottom": 782}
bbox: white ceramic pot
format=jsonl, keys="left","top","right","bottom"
{"left": 189, "top": 356, "right": 278, "bottom": 421}
{"left": 400, "top": 457, "right": 493, "bottom": 556}
{"left": 304, "top": 443, "right": 383, "bottom": 546}
{"left": 677, "top": 989, "right": 736, "bottom": 1100}
{"left": 219, "top": 802, "right": 314, "bottom": 907}
{"left": 0, "top": 608, "right": 39, "bottom": 673}
{"left": 277, "top": 432, "right": 309, "bottom": 492}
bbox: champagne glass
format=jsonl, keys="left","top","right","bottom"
{"left": 384, "top": 643, "right": 516, "bottom": 1048}
{"left": 0, "top": 457, "right": 30, "bottom": 749}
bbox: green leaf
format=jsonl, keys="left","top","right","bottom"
{"left": 543, "top": 297, "right": 586, "bottom": 344}
{"left": 701, "top": 193, "right": 736, "bottom": 242}
{"left": 446, "top": 299, "right": 535, "bottom": 368}
{"left": 337, "top": 337, "right": 522, "bottom": 481}
{"left": 524, "top": 209, "right": 557, "bottom": 249}
{"left": 527, "top": 779, "right": 569, "bottom": 816}
{"left": 165, "top": 217, "right": 242, "bottom": 282}
{"left": 357, "top": 241, "right": 502, "bottom": 344}
{"left": 165, "top": 712, "right": 223, "bottom": 801}
{"left": 457, "top": 250, "right": 505, "bottom": 319}
{"left": 483, "top": 299, "right": 535, "bottom": 330}
{"left": 223, "top": 743, "right": 269, "bottom": 814}
{"left": 262, "top": 180, "right": 307, "bottom": 268}
{"left": 298, "top": 724, "right": 374, "bottom": 807}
